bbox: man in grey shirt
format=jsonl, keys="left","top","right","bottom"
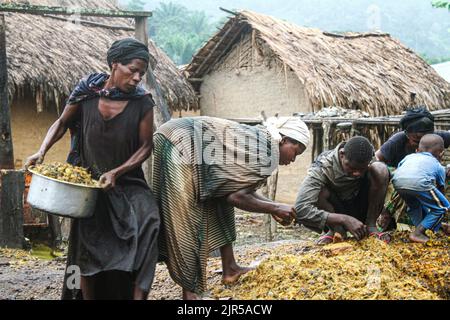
{"left": 294, "top": 136, "right": 390, "bottom": 244}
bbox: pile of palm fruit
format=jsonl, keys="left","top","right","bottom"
{"left": 30, "top": 162, "right": 98, "bottom": 187}
{"left": 214, "top": 231, "right": 450, "bottom": 300}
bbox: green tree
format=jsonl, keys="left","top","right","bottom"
{"left": 432, "top": 1, "right": 450, "bottom": 10}
{"left": 147, "top": 2, "right": 216, "bottom": 65}
{"left": 126, "top": 0, "right": 146, "bottom": 11}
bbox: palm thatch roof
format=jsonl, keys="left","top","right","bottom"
{"left": 4, "top": 0, "right": 198, "bottom": 113}
{"left": 186, "top": 10, "right": 450, "bottom": 116}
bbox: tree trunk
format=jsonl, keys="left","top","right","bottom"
{"left": 0, "top": 15, "right": 14, "bottom": 170}
{"left": 0, "top": 170, "right": 24, "bottom": 248}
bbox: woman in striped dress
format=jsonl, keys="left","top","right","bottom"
{"left": 153, "top": 116, "right": 310, "bottom": 299}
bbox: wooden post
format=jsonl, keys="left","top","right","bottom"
{"left": 134, "top": 17, "right": 171, "bottom": 127}
{"left": 134, "top": 17, "right": 171, "bottom": 185}
{"left": 312, "top": 125, "right": 323, "bottom": 162}
{"left": 322, "top": 120, "right": 331, "bottom": 151}
{"left": 261, "top": 169, "right": 279, "bottom": 242}
{"left": 0, "top": 170, "right": 24, "bottom": 248}
{"left": 0, "top": 15, "right": 14, "bottom": 170}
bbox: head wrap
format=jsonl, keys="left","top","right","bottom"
{"left": 264, "top": 116, "right": 310, "bottom": 148}
{"left": 399, "top": 106, "right": 434, "bottom": 133}
{"left": 107, "top": 38, "right": 153, "bottom": 69}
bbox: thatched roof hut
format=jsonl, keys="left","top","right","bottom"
{"left": 4, "top": 0, "right": 199, "bottom": 113}
{"left": 186, "top": 10, "right": 450, "bottom": 117}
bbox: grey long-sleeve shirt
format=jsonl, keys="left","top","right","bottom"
{"left": 294, "top": 142, "right": 365, "bottom": 233}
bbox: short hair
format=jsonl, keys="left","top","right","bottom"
{"left": 418, "top": 134, "right": 444, "bottom": 153}
{"left": 343, "top": 136, "right": 374, "bottom": 164}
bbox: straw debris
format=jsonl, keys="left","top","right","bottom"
{"left": 30, "top": 162, "right": 97, "bottom": 186}
{"left": 214, "top": 232, "right": 450, "bottom": 300}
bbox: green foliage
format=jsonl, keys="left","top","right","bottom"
{"left": 146, "top": 2, "right": 217, "bottom": 65}
{"left": 420, "top": 53, "right": 450, "bottom": 64}
{"left": 126, "top": 0, "right": 146, "bottom": 11}
{"left": 432, "top": 0, "right": 450, "bottom": 10}
{"left": 121, "top": 0, "right": 450, "bottom": 65}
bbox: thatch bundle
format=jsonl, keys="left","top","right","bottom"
{"left": 3, "top": 0, "right": 198, "bottom": 114}
{"left": 186, "top": 10, "right": 450, "bottom": 116}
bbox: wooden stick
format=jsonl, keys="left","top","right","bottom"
{"left": 261, "top": 169, "right": 279, "bottom": 242}
{"left": 0, "top": 15, "right": 14, "bottom": 170}
{"left": 43, "top": 14, "right": 135, "bottom": 31}
{"left": 0, "top": 3, "right": 152, "bottom": 18}
{"left": 219, "top": 7, "right": 238, "bottom": 16}
{"left": 202, "top": 23, "right": 249, "bottom": 76}
{"left": 195, "top": 20, "right": 237, "bottom": 76}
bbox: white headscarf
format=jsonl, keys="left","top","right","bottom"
{"left": 263, "top": 116, "right": 310, "bottom": 148}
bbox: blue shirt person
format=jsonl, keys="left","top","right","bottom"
{"left": 392, "top": 134, "right": 450, "bottom": 243}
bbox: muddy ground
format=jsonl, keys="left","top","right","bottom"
{"left": 0, "top": 210, "right": 318, "bottom": 300}
{"left": 0, "top": 132, "right": 316, "bottom": 300}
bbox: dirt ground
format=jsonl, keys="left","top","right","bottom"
{"left": 0, "top": 144, "right": 315, "bottom": 300}
{"left": 1, "top": 110, "right": 316, "bottom": 300}
{"left": 0, "top": 210, "right": 318, "bottom": 300}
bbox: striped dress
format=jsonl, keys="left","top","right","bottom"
{"left": 153, "top": 116, "right": 279, "bottom": 293}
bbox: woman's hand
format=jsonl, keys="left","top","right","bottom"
{"left": 24, "top": 152, "right": 45, "bottom": 169}
{"left": 99, "top": 170, "right": 117, "bottom": 191}
{"left": 271, "top": 205, "right": 297, "bottom": 226}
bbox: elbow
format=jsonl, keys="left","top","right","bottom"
{"left": 226, "top": 192, "right": 243, "bottom": 206}
{"left": 374, "top": 150, "right": 385, "bottom": 162}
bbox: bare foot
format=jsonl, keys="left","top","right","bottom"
{"left": 182, "top": 289, "right": 201, "bottom": 300}
{"left": 441, "top": 223, "right": 450, "bottom": 236}
{"left": 222, "top": 265, "right": 254, "bottom": 285}
{"left": 409, "top": 230, "right": 429, "bottom": 243}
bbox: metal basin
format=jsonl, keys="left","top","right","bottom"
{"left": 27, "top": 169, "right": 100, "bottom": 219}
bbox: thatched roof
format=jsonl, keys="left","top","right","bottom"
{"left": 186, "top": 10, "right": 450, "bottom": 116}
{"left": 4, "top": 0, "right": 198, "bottom": 113}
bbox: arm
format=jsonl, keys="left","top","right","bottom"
{"left": 294, "top": 171, "right": 367, "bottom": 240}
{"left": 226, "top": 187, "right": 296, "bottom": 226}
{"left": 375, "top": 132, "right": 406, "bottom": 167}
{"left": 437, "top": 131, "right": 450, "bottom": 178}
{"left": 375, "top": 149, "right": 387, "bottom": 163}
{"left": 25, "top": 103, "right": 80, "bottom": 167}
{"left": 293, "top": 171, "right": 331, "bottom": 233}
{"left": 437, "top": 130, "right": 450, "bottom": 149}
{"left": 99, "top": 108, "right": 154, "bottom": 189}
